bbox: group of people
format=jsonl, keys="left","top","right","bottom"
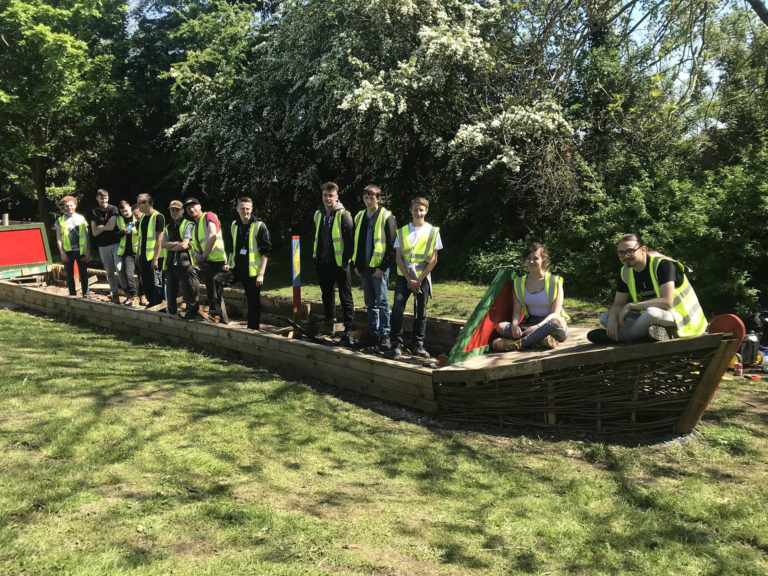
{"left": 54, "top": 191, "right": 271, "bottom": 329}
{"left": 54, "top": 186, "right": 706, "bottom": 355}
{"left": 312, "top": 182, "right": 442, "bottom": 360}
{"left": 490, "top": 234, "right": 707, "bottom": 352}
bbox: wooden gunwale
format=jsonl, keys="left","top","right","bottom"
{"left": 0, "top": 277, "right": 732, "bottom": 435}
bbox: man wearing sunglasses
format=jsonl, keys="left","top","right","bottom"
{"left": 592, "top": 233, "right": 706, "bottom": 343}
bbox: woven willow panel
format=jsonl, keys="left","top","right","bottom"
{"left": 436, "top": 348, "right": 717, "bottom": 435}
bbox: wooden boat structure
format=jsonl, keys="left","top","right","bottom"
{"left": 0, "top": 224, "right": 740, "bottom": 438}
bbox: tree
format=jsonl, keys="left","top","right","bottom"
{"left": 0, "top": 0, "right": 125, "bottom": 229}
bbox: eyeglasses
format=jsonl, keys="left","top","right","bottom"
{"left": 617, "top": 247, "right": 641, "bottom": 257}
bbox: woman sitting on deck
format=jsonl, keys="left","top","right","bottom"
{"left": 492, "top": 243, "right": 569, "bottom": 352}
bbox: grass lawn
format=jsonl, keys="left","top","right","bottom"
{"left": 1, "top": 308, "right": 767, "bottom": 575}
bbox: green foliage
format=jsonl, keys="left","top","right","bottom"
{"left": 0, "top": 0, "right": 126, "bottom": 225}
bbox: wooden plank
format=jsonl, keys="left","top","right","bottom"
{"left": 675, "top": 338, "right": 741, "bottom": 433}
{"left": 437, "top": 334, "right": 724, "bottom": 385}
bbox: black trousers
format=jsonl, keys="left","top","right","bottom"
{"left": 216, "top": 267, "right": 261, "bottom": 329}
{"left": 166, "top": 260, "right": 199, "bottom": 316}
{"left": 198, "top": 260, "right": 228, "bottom": 321}
{"left": 316, "top": 260, "right": 354, "bottom": 331}
{"left": 63, "top": 251, "right": 90, "bottom": 296}
{"left": 138, "top": 256, "right": 164, "bottom": 306}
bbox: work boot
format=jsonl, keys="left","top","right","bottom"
{"left": 413, "top": 343, "right": 431, "bottom": 358}
{"left": 648, "top": 325, "right": 672, "bottom": 342}
{"left": 492, "top": 337, "right": 522, "bottom": 352}
{"left": 339, "top": 332, "right": 355, "bottom": 347}
{"left": 539, "top": 335, "right": 560, "bottom": 349}
{"left": 111, "top": 293, "right": 121, "bottom": 304}
{"left": 355, "top": 333, "right": 379, "bottom": 349}
{"left": 379, "top": 335, "right": 392, "bottom": 352}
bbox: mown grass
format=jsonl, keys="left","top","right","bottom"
{"left": 1, "top": 308, "right": 767, "bottom": 575}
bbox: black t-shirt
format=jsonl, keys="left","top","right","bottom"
{"left": 617, "top": 257, "right": 683, "bottom": 300}
{"left": 91, "top": 205, "right": 122, "bottom": 247}
{"left": 233, "top": 218, "right": 272, "bottom": 272}
{"left": 120, "top": 215, "right": 136, "bottom": 257}
{"left": 139, "top": 212, "right": 165, "bottom": 258}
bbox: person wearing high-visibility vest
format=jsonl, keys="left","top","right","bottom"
{"left": 90, "top": 188, "right": 123, "bottom": 304}
{"left": 591, "top": 233, "right": 707, "bottom": 343}
{"left": 491, "top": 243, "right": 569, "bottom": 352}
{"left": 312, "top": 182, "right": 355, "bottom": 345}
{"left": 116, "top": 200, "right": 139, "bottom": 306}
{"left": 132, "top": 203, "right": 149, "bottom": 306}
{"left": 54, "top": 195, "right": 92, "bottom": 297}
{"left": 162, "top": 200, "right": 199, "bottom": 318}
{"left": 184, "top": 197, "right": 229, "bottom": 324}
{"left": 389, "top": 197, "right": 443, "bottom": 360}
{"left": 136, "top": 193, "right": 165, "bottom": 307}
{"left": 215, "top": 196, "right": 272, "bottom": 330}
{"left": 352, "top": 184, "right": 397, "bottom": 351}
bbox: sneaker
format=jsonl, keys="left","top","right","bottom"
{"left": 390, "top": 346, "right": 403, "bottom": 360}
{"left": 413, "top": 344, "right": 431, "bottom": 358}
{"left": 648, "top": 325, "right": 672, "bottom": 342}
{"left": 180, "top": 309, "right": 199, "bottom": 320}
{"left": 379, "top": 335, "right": 392, "bottom": 352}
{"left": 586, "top": 329, "right": 613, "bottom": 344}
{"left": 539, "top": 335, "right": 560, "bottom": 349}
{"left": 491, "top": 337, "right": 522, "bottom": 352}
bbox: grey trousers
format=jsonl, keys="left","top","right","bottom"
{"left": 117, "top": 253, "right": 137, "bottom": 297}
{"left": 599, "top": 307, "right": 675, "bottom": 342}
{"left": 99, "top": 243, "right": 121, "bottom": 295}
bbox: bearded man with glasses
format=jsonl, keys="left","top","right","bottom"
{"left": 589, "top": 233, "right": 707, "bottom": 344}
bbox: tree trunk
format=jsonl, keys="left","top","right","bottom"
{"left": 29, "top": 156, "right": 52, "bottom": 232}
{"left": 746, "top": 0, "right": 768, "bottom": 27}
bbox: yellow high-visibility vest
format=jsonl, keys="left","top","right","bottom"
{"left": 513, "top": 272, "right": 570, "bottom": 322}
{"left": 621, "top": 254, "right": 707, "bottom": 337}
{"left": 313, "top": 210, "right": 347, "bottom": 266}
{"left": 396, "top": 223, "right": 438, "bottom": 276}
{"left": 352, "top": 208, "right": 391, "bottom": 268}
{"left": 230, "top": 220, "right": 264, "bottom": 277}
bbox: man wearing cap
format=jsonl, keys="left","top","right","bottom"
{"left": 90, "top": 188, "right": 123, "bottom": 304}
{"left": 184, "top": 197, "right": 229, "bottom": 323}
{"left": 215, "top": 196, "right": 272, "bottom": 330}
{"left": 162, "top": 200, "right": 199, "bottom": 318}
{"left": 136, "top": 193, "right": 165, "bottom": 306}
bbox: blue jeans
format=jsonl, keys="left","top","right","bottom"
{"left": 501, "top": 315, "right": 568, "bottom": 348}
{"left": 390, "top": 275, "right": 430, "bottom": 348}
{"left": 360, "top": 267, "right": 390, "bottom": 337}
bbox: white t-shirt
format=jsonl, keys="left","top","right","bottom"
{"left": 523, "top": 286, "right": 551, "bottom": 317}
{"left": 394, "top": 222, "right": 443, "bottom": 291}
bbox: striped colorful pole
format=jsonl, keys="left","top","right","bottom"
{"left": 291, "top": 235, "right": 301, "bottom": 314}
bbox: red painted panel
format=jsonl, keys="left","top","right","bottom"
{"left": 0, "top": 228, "right": 48, "bottom": 266}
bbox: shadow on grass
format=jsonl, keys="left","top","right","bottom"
{"left": 2, "top": 309, "right": 766, "bottom": 574}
